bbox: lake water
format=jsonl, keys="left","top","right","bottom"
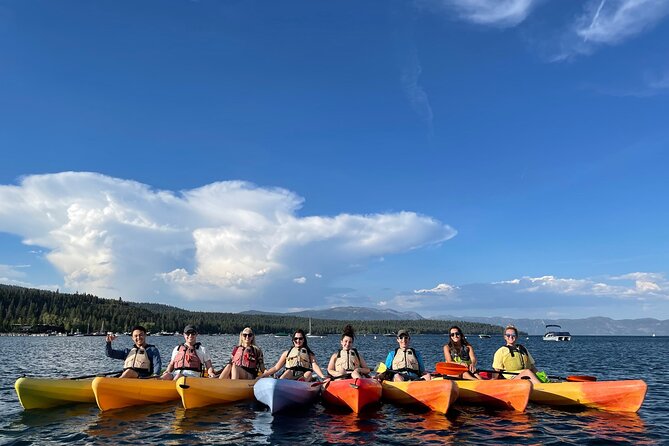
{"left": 0, "top": 334, "right": 667, "bottom": 445}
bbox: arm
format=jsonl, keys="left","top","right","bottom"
{"left": 443, "top": 344, "right": 453, "bottom": 362}
{"left": 357, "top": 354, "right": 370, "bottom": 375}
{"left": 467, "top": 345, "right": 478, "bottom": 372}
{"left": 310, "top": 354, "right": 326, "bottom": 380}
{"left": 199, "top": 346, "right": 216, "bottom": 377}
{"left": 262, "top": 351, "right": 287, "bottom": 377}
{"left": 105, "top": 341, "right": 129, "bottom": 360}
{"left": 327, "top": 353, "right": 339, "bottom": 377}
{"left": 384, "top": 351, "right": 395, "bottom": 370}
{"left": 148, "top": 346, "right": 162, "bottom": 376}
{"left": 415, "top": 350, "right": 426, "bottom": 375}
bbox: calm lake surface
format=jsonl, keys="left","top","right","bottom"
{"left": 0, "top": 334, "right": 667, "bottom": 445}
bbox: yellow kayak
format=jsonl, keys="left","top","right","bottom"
{"left": 14, "top": 377, "right": 95, "bottom": 410}
{"left": 92, "top": 377, "right": 180, "bottom": 411}
{"left": 176, "top": 377, "right": 256, "bottom": 409}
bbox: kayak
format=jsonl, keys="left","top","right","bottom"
{"left": 14, "top": 377, "right": 95, "bottom": 410}
{"left": 92, "top": 377, "right": 179, "bottom": 411}
{"left": 176, "top": 377, "right": 256, "bottom": 409}
{"left": 321, "top": 378, "right": 382, "bottom": 413}
{"left": 455, "top": 379, "right": 532, "bottom": 411}
{"left": 381, "top": 379, "right": 458, "bottom": 413}
{"left": 530, "top": 379, "right": 647, "bottom": 412}
{"left": 253, "top": 378, "right": 321, "bottom": 414}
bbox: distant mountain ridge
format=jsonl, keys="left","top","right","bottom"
{"left": 241, "top": 306, "right": 668, "bottom": 335}
{"left": 432, "top": 315, "right": 669, "bottom": 336}
{"left": 240, "top": 306, "right": 425, "bottom": 321}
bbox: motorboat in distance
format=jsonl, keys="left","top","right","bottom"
{"left": 543, "top": 324, "right": 571, "bottom": 341}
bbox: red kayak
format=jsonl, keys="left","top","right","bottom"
{"left": 322, "top": 378, "right": 382, "bottom": 413}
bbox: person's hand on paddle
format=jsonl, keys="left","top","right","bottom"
{"left": 105, "top": 334, "right": 116, "bottom": 343}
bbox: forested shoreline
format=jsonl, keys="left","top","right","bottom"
{"left": 0, "top": 284, "right": 504, "bottom": 335}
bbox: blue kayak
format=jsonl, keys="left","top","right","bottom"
{"left": 253, "top": 377, "right": 321, "bottom": 414}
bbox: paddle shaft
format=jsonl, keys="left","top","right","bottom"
{"left": 435, "top": 362, "right": 596, "bottom": 382}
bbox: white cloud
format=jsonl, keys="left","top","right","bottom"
{"left": 0, "top": 172, "right": 456, "bottom": 309}
{"left": 293, "top": 276, "right": 307, "bottom": 284}
{"left": 401, "top": 49, "right": 434, "bottom": 136}
{"left": 552, "top": 0, "right": 669, "bottom": 60}
{"left": 414, "top": 282, "right": 456, "bottom": 294}
{"left": 420, "top": 0, "right": 539, "bottom": 27}
{"left": 575, "top": 0, "right": 669, "bottom": 44}
{"left": 378, "top": 272, "right": 669, "bottom": 319}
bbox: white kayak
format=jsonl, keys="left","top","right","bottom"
{"left": 253, "top": 378, "right": 321, "bottom": 414}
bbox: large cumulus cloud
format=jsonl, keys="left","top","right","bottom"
{"left": 0, "top": 172, "right": 456, "bottom": 309}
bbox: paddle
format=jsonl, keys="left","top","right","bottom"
{"left": 435, "top": 362, "right": 597, "bottom": 382}
{"left": 67, "top": 370, "right": 124, "bottom": 380}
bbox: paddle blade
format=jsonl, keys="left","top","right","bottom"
{"left": 435, "top": 362, "right": 468, "bottom": 375}
{"left": 566, "top": 375, "right": 597, "bottom": 382}
{"left": 375, "top": 362, "right": 387, "bottom": 373}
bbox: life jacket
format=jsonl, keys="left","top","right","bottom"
{"left": 391, "top": 347, "right": 420, "bottom": 373}
{"left": 285, "top": 346, "right": 312, "bottom": 372}
{"left": 173, "top": 343, "right": 203, "bottom": 373}
{"left": 123, "top": 345, "right": 152, "bottom": 372}
{"left": 502, "top": 344, "right": 531, "bottom": 371}
{"left": 231, "top": 345, "right": 260, "bottom": 371}
{"left": 449, "top": 344, "right": 471, "bottom": 364}
{"left": 334, "top": 348, "right": 361, "bottom": 372}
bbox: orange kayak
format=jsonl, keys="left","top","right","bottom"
{"left": 456, "top": 379, "right": 532, "bottom": 411}
{"left": 322, "top": 378, "right": 382, "bottom": 413}
{"left": 92, "top": 377, "right": 179, "bottom": 411}
{"left": 530, "top": 380, "right": 647, "bottom": 412}
{"left": 382, "top": 379, "right": 458, "bottom": 413}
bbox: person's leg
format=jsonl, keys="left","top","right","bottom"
{"left": 218, "top": 364, "right": 232, "bottom": 379}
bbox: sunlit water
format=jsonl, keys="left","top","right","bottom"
{"left": 0, "top": 334, "right": 666, "bottom": 445}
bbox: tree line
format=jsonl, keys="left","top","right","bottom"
{"left": 0, "top": 284, "right": 504, "bottom": 335}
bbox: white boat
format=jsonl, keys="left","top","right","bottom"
{"left": 543, "top": 324, "right": 571, "bottom": 341}
{"left": 306, "top": 318, "right": 324, "bottom": 338}
{"left": 478, "top": 334, "right": 491, "bottom": 339}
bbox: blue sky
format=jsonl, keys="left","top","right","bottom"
{"left": 1, "top": 0, "right": 668, "bottom": 319}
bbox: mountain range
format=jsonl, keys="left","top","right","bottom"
{"left": 241, "top": 307, "right": 668, "bottom": 335}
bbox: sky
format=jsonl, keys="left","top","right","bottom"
{"left": 1, "top": 0, "right": 668, "bottom": 320}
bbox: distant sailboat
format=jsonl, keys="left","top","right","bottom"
{"left": 306, "top": 318, "right": 323, "bottom": 338}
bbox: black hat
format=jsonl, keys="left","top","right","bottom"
{"left": 183, "top": 325, "right": 197, "bottom": 334}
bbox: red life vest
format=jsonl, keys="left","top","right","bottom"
{"left": 173, "top": 343, "right": 203, "bottom": 372}
{"left": 231, "top": 345, "right": 260, "bottom": 371}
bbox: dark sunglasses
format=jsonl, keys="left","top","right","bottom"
{"left": 504, "top": 333, "right": 517, "bottom": 338}
{"left": 242, "top": 333, "right": 254, "bottom": 338}
{"left": 185, "top": 331, "right": 197, "bottom": 335}
{"left": 450, "top": 332, "right": 461, "bottom": 337}
{"left": 293, "top": 336, "right": 305, "bottom": 341}
{"left": 398, "top": 335, "right": 409, "bottom": 340}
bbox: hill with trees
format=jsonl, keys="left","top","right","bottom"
{"left": 0, "top": 284, "right": 504, "bottom": 335}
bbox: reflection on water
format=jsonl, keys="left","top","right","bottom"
{"left": 0, "top": 335, "right": 667, "bottom": 445}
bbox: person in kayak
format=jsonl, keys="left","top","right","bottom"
{"left": 492, "top": 325, "right": 542, "bottom": 384}
{"left": 443, "top": 325, "right": 480, "bottom": 380}
{"left": 383, "top": 329, "right": 431, "bottom": 381}
{"left": 105, "top": 325, "right": 162, "bottom": 378}
{"left": 160, "top": 325, "right": 216, "bottom": 380}
{"left": 219, "top": 327, "right": 265, "bottom": 379}
{"left": 327, "top": 324, "right": 371, "bottom": 380}
{"left": 261, "top": 329, "right": 327, "bottom": 381}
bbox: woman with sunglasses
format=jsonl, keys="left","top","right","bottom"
{"left": 492, "top": 325, "right": 541, "bottom": 384}
{"left": 161, "top": 324, "right": 216, "bottom": 380}
{"left": 383, "top": 329, "right": 431, "bottom": 381}
{"left": 262, "top": 329, "right": 326, "bottom": 381}
{"left": 327, "top": 324, "right": 371, "bottom": 380}
{"left": 219, "top": 327, "right": 265, "bottom": 380}
{"left": 443, "top": 325, "right": 480, "bottom": 380}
